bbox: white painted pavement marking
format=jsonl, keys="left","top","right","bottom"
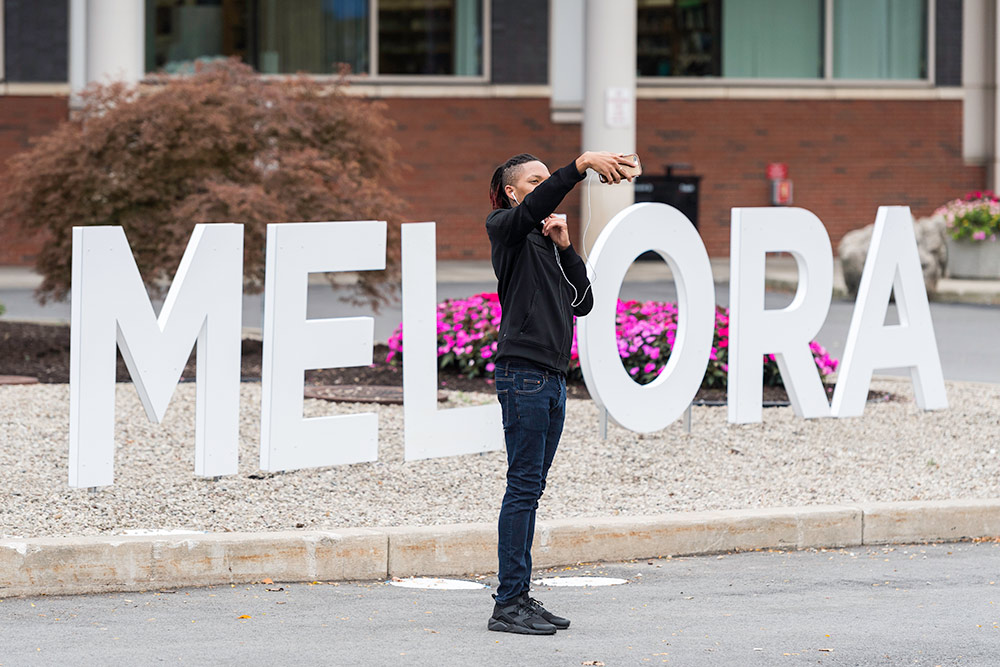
{"left": 387, "top": 577, "right": 487, "bottom": 590}
{"left": 532, "top": 576, "right": 629, "bottom": 587}
{"left": 120, "top": 529, "right": 207, "bottom": 536}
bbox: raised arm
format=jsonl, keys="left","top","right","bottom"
{"left": 486, "top": 152, "right": 637, "bottom": 248}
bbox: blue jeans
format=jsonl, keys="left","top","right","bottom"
{"left": 493, "top": 359, "right": 567, "bottom": 604}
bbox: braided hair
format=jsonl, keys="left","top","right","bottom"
{"left": 489, "top": 153, "right": 541, "bottom": 210}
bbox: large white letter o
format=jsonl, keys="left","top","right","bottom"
{"left": 578, "top": 203, "right": 716, "bottom": 433}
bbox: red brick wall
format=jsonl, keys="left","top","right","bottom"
{"left": 0, "top": 94, "right": 986, "bottom": 265}
{"left": 382, "top": 96, "right": 986, "bottom": 259}
{"left": 0, "top": 96, "right": 68, "bottom": 264}
{"left": 380, "top": 97, "right": 584, "bottom": 259}
{"left": 637, "top": 98, "right": 986, "bottom": 257}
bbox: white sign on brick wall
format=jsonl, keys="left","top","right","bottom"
{"left": 604, "top": 87, "right": 634, "bottom": 129}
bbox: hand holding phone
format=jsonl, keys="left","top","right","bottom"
{"left": 599, "top": 154, "right": 642, "bottom": 183}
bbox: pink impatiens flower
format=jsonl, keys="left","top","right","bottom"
{"left": 385, "top": 294, "right": 838, "bottom": 388}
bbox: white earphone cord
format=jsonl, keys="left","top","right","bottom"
{"left": 552, "top": 172, "right": 597, "bottom": 308}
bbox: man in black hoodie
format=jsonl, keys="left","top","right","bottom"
{"left": 485, "top": 151, "right": 636, "bottom": 635}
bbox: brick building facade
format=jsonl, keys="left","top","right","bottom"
{"left": 385, "top": 95, "right": 984, "bottom": 260}
{"left": 0, "top": 0, "right": 991, "bottom": 265}
{"left": 0, "top": 96, "right": 69, "bottom": 264}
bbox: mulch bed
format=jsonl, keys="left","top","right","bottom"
{"left": 303, "top": 385, "right": 449, "bottom": 405}
{"left": 0, "top": 320, "right": 891, "bottom": 404}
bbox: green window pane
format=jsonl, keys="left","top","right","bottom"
{"left": 833, "top": 0, "right": 927, "bottom": 80}
{"left": 721, "top": 0, "right": 823, "bottom": 78}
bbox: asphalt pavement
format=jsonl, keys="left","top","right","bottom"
{"left": 2, "top": 261, "right": 999, "bottom": 665}
{"left": 2, "top": 540, "right": 998, "bottom": 666}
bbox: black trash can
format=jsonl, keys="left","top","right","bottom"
{"left": 633, "top": 164, "right": 701, "bottom": 260}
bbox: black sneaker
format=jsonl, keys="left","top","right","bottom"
{"left": 488, "top": 594, "right": 557, "bottom": 635}
{"left": 521, "top": 593, "right": 571, "bottom": 629}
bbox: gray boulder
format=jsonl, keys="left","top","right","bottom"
{"left": 838, "top": 215, "right": 948, "bottom": 298}
{"left": 838, "top": 226, "right": 873, "bottom": 299}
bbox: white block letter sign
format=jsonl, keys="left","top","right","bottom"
{"left": 401, "top": 223, "right": 503, "bottom": 460}
{"left": 259, "top": 221, "right": 386, "bottom": 472}
{"left": 577, "top": 203, "right": 716, "bottom": 433}
{"left": 728, "top": 207, "right": 833, "bottom": 423}
{"left": 69, "top": 224, "right": 244, "bottom": 488}
{"left": 831, "top": 207, "right": 948, "bottom": 417}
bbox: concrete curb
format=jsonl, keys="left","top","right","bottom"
{"left": 2, "top": 499, "right": 999, "bottom": 598}
{"left": 765, "top": 277, "right": 1000, "bottom": 306}
{"left": 929, "top": 289, "right": 1000, "bottom": 306}
{"left": 860, "top": 499, "right": 1000, "bottom": 544}
{"left": 0, "top": 529, "right": 387, "bottom": 597}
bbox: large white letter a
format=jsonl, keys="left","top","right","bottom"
{"left": 831, "top": 207, "right": 947, "bottom": 417}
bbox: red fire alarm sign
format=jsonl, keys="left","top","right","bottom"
{"left": 766, "top": 163, "right": 788, "bottom": 181}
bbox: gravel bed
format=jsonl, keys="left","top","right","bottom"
{"left": 1, "top": 379, "right": 999, "bottom": 538}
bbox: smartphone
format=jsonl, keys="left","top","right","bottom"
{"left": 600, "top": 154, "right": 642, "bottom": 183}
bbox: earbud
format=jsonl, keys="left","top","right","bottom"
{"left": 509, "top": 192, "right": 519, "bottom": 205}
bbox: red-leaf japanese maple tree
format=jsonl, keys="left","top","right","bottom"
{"left": 0, "top": 60, "right": 404, "bottom": 309}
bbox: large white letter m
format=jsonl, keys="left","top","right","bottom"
{"left": 69, "top": 224, "right": 243, "bottom": 488}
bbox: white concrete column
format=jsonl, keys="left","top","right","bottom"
{"left": 70, "top": 0, "right": 145, "bottom": 97}
{"left": 69, "top": 0, "right": 87, "bottom": 95}
{"left": 962, "top": 0, "right": 997, "bottom": 183}
{"left": 580, "top": 0, "right": 637, "bottom": 253}
{"left": 550, "top": 0, "right": 585, "bottom": 117}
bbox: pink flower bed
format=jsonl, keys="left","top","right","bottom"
{"left": 386, "top": 293, "right": 839, "bottom": 388}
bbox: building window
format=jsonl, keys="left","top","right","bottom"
{"left": 721, "top": 0, "right": 823, "bottom": 79}
{"left": 147, "top": 0, "right": 250, "bottom": 74}
{"left": 833, "top": 0, "right": 928, "bottom": 80}
{"left": 256, "top": 0, "right": 369, "bottom": 75}
{"left": 146, "top": 0, "right": 484, "bottom": 77}
{"left": 378, "top": 0, "right": 482, "bottom": 76}
{"left": 637, "top": 0, "right": 721, "bottom": 77}
{"left": 637, "top": 0, "right": 929, "bottom": 82}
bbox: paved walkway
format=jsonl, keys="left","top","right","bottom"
{"left": 2, "top": 540, "right": 997, "bottom": 665}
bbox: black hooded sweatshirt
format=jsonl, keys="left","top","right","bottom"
{"left": 485, "top": 160, "right": 595, "bottom": 374}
